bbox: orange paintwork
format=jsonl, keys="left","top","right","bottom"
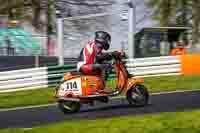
{"left": 63, "top": 72, "right": 79, "bottom": 80}
{"left": 81, "top": 76, "right": 104, "bottom": 95}
{"left": 113, "top": 63, "right": 129, "bottom": 91}
{"left": 63, "top": 73, "right": 104, "bottom": 96}
{"left": 170, "top": 47, "right": 187, "bottom": 56}
{"left": 60, "top": 75, "right": 143, "bottom": 97}
{"left": 126, "top": 78, "right": 144, "bottom": 91}
{"left": 181, "top": 54, "right": 200, "bottom": 75}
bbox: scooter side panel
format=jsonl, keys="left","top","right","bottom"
{"left": 81, "top": 76, "right": 104, "bottom": 96}
{"left": 57, "top": 75, "right": 104, "bottom": 97}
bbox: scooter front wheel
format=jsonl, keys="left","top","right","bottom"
{"left": 126, "top": 84, "right": 149, "bottom": 107}
{"left": 58, "top": 100, "right": 81, "bottom": 113}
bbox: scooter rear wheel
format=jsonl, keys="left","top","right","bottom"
{"left": 126, "top": 84, "right": 149, "bottom": 107}
{"left": 58, "top": 101, "right": 81, "bottom": 113}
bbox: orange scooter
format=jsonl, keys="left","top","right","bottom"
{"left": 54, "top": 51, "right": 149, "bottom": 113}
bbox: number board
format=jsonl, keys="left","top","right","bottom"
{"left": 58, "top": 78, "right": 82, "bottom": 96}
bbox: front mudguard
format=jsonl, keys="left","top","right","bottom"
{"left": 126, "top": 77, "right": 145, "bottom": 92}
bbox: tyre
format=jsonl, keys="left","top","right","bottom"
{"left": 126, "top": 84, "right": 149, "bottom": 107}
{"left": 58, "top": 101, "right": 81, "bottom": 113}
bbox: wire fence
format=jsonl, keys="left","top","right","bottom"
{"left": 61, "top": 3, "right": 129, "bottom": 58}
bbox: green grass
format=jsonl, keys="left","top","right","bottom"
{"left": 145, "top": 75, "right": 200, "bottom": 92}
{"left": 1, "top": 109, "right": 200, "bottom": 133}
{"left": 0, "top": 88, "right": 55, "bottom": 109}
{"left": 108, "top": 75, "right": 200, "bottom": 93}
{"left": 1, "top": 75, "right": 200, "bottom": 109}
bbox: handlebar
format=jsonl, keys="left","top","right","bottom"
{"left": 111, "top": 51, "right": 127, "bottom": 59}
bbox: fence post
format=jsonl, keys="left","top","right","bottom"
{"left": 128, "top": 0, "right": 136, "bottom": 58}
{"left": 35, "top": 55, "right": 39, "bottom": 67}
{"left": 56, "top": 11, "right": 64, "bottom": 66}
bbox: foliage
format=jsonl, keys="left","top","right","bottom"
{"left": 146, "top": 0, "right": 200, "bottom": 44}
{"left": 0, "top": 0, "right": 55, "bottom": 32}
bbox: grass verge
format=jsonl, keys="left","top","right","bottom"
{"left": 1, "top": 75, "right": 200, "bottom": 109}
{"left": 1, "top": 109, "right": 200, "bottom": 133}
{"left": 0, "top": 88, "right": 55, "bottom": 109}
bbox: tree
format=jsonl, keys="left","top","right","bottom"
{"left": 0, "top": 0, "right": 49, "bottom": 31}
{"left": 0, "top": 0, "right": 24, "bottom": 20}
{"left": 191, "top": 0, "right": 200, "bottom": 44}
{"left": 30, "top": 0, "right": 42, "bottom": 29}
{"left": 174, "top": 0, "right": 190, "bottom": 44}
{"left": 46, "top": 0, "right": 55, "bottom": 55}
{"left": 175, "top": 0, "right": 188, "bottom": 27}
{"left": 146, "top": 0, "right": 200, "bottom": 45}
{"left": 176, "top": 0, "right": 200, "bottom": 45}
{"left": 146, "top": 0, "right": 175, "bottom": 26}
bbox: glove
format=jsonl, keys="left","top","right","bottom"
{"left": 111, "top": 51, "right": 121, "bottom": 58}
{"left": 96, "top": 53, "right": 112, "bottom": 63}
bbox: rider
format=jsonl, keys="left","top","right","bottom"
{"left": 77, "top": 31, "right": 115, "bottom": 91}
{"left": 77, "top": 31, "right": 112, "bottom": 75}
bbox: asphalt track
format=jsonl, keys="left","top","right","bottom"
{"left": 1, "top": 91, "right": 200, "bottom": 129}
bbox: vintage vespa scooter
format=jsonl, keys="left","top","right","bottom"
{"left": 54, "top": 51, "right": 149, "bottom": 113}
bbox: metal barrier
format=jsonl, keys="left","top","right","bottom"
{"left": 0, "top": 64, "right": 77, "bottom": 93}
{"left": 0, "top": 56, "right": 181, "bottom": 93}
{"left": 127, "top": 56, "right": 181, "bottom": 77}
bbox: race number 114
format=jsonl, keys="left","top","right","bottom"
{"left": 66, "top": 82, "right": 78, "bottom": 90}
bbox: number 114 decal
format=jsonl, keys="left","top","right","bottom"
{"left": 65, "top": 81, "right": 78, "bottom": 90}
{"left": 62, "top": 78, "right": 82, "bottom": 93}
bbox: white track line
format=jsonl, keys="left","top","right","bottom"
{"left": 0, "top": 89, "right": 200, "bottom": 112}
